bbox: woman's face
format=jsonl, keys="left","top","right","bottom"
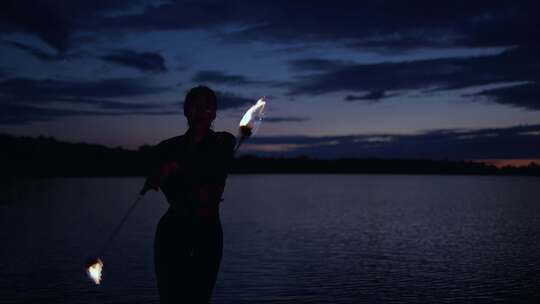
{"left": 184, "top": 97, "right": 216, "bottom": 131}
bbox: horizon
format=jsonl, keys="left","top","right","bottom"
{"left": 2, "top": 132, "right": 539, "bottom": 169}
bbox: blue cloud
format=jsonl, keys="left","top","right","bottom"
{"left": 192, "top": 70, "right": 258, "bottom": 85}
{"left": 288, "top": 46, "right": 540, "bottom": 110}
{"left": 0, "top": 77, "right": 168, "bottom": 101}
{"left": 100, "top": 49, "right": 167, "bottom": 73}
{"left": 4, "top": 1, "right": 538, "bottom": 53}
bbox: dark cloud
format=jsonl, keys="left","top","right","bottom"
{"left": 473, "top": 82, "right": 540, "bottom": 111}
{"left": 288, "top": 45, "right": 540, "bottom": 110}
{"left": 100, "top": 49, "right": 167, "bottom": 73}
{"left": 0, "top": 0, "right": 142, "bottom": 53}
{"left": 289, "top": 56, "right": 452, "bottom": 95}
{"left": 96, "top": 1, "right": 539, "bottom": 51}
{"left": 0, "top": 1, "right": 71, "bottom": 53}
{"left": 0, "top": 77, "right": 168, "bottom": 102}
{"left": 246, "top": 124, "right": 540, "bottom": 159}
{"left": 345, "top": 91, "right": 391, "bottom": 102}
{"left": 263, "top": 116, "right": 310, "bottom": 123}
{"left": 52, "top": 97, "right": 169, "bottom": 111}
{"left": 289, "top": 47, "right": 529, "bottom": 93}
{"left": 4, "top": 1, "right": 538, "bottom": 53}
{"left": 192, "top": 70, "right": 257, "bottom": 85}
{"left": 288, "top": 59, "right": 351, "bottom": 72}
{"left": 0, "top": 102, "right": 178, "bottom": 125}
{"left": 0, "top": 77, "right": 171, "bottom": 120}
{"left": 3, "top": 40, "right": 67, "bottom": 61}
{"left": 346, "top": 33, "right": 457, "bottom": 53}
{"left": 0, "top": 103, "right": 111, "bottom": 124}
{"left": 94, "top": 1, "right": 231, "bottom": 33}
{"left": 215, "top": 91, "right": 253, "bottom": 110}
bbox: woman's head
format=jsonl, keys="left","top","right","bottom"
{"left": 184, "top": 86, "right": 217, "bottom": 131}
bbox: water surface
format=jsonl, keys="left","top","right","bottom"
{"left": 0, "top": 175, "right": 538, "bottom": 303}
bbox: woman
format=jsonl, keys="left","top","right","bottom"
{"left": 142, "top": 86, "right": 236, "bottom": 303}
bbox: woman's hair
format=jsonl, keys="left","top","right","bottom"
{"left": 184, "top": 85, "right": 217, "bottom": 113}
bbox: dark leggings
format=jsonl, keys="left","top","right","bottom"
{"left": 154, "top": 212, "right": 223, "bottom": 304}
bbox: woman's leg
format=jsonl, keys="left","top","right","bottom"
{"left": 192, "top": 218, "right": 223, "bottom": 303}
{"left": 154, "top": 215, "right": 194, "bottom": 303}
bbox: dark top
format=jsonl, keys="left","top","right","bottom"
{"left": 152, "top": 129, "right": 236, "bottom": 217}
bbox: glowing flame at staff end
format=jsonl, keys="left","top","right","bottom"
{"left": 86, "top": 258, "right": 104, "bottom": 285}
{"left": 236, "top": 97, "right": 266, "bottom": 151}
{"left": 239, "top": 97, "right": 266, "bottom": 130}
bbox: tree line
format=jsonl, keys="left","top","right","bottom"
{"left": 1, "top": 134, "right": 538, "bottom": 177}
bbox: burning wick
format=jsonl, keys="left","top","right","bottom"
{"left": 85, "top": 194, "right": 144, "bottom": 285}
{"left": 86, "top": 258, "right": 104, "bottom": 285}
{"left": 237, "top": 97, "right": 266, "bottom": 151}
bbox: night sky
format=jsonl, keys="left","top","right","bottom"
{"left": 1, "top": 1, "right": 539, "bottom": 161}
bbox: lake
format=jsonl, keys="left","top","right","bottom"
{"left": 0, "top": 175, "right": 539, "bottom": 303}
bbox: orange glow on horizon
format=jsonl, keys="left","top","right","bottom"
{"left": 475, "top": 159, "right": 540, "bottom": 168}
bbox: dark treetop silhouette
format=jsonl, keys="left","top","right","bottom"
{"left": 1, "top": 132, "right": 540, "bottom": 178}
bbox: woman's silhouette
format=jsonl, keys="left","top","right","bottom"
{"left": 142, "top": 86, "right": 236, "bottom": 303}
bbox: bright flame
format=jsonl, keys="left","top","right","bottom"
{"left": 87, "top": 258, "right": 104, "bottom": 285}
{"left": 239, "top": 97, "right": 266, "bottom": 132}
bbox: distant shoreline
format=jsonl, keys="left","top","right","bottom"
{"left": 1, "top": 133, "right": 538, "bottom": 177}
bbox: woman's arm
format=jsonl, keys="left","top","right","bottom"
{"left": 141, "top": 161, "right": 178, "bottom": 194}
{"left": 140, "top": 140, "right": 180, "bottom": 195}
